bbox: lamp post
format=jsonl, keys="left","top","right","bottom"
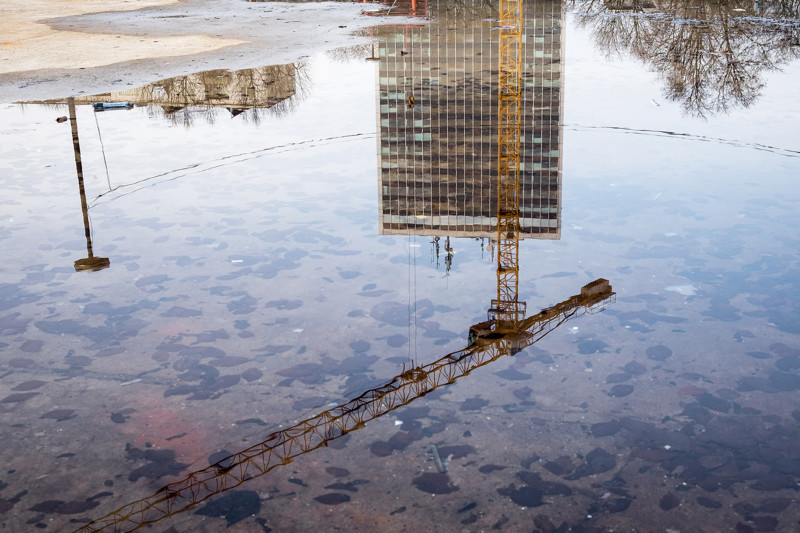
{"left": 68, "top": 97, "right": 110, "bottom": 272}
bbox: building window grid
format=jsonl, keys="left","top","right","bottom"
{"left": 378, "top": 0, "right": 561, "bottom": 237}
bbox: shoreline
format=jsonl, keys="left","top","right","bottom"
{"left": 0, "top": 0, "right": 406, "bottom": 103}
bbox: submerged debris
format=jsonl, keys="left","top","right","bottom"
{"left": 430, "top": 444, "right": 446, "bottom": 473}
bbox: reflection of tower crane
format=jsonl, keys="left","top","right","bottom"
{"left": 76, "top": 5, "right": 613, "bottom": 530}
{"left": 76, "top": 279, "right": 614, "bottom": 533}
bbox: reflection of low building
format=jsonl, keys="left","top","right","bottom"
{"left": 605, "top": 0, "right": 659, "bottom": 13}
{"left": 66, "top": 65, "right": 301, "bottom": 123}
{"left": 374, "top": 0, "right": 564, "bottom": 241}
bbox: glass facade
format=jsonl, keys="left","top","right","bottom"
{"left": 375, "top": 0, "right": 564, "bottom": 239}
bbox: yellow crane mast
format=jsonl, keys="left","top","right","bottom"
{"left": 75, "top": 279, "right": 614, "bottom": 533}
{"left": 493, "top": 0, "right": 525, "bottom": 331}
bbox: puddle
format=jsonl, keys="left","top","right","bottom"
{"left": 1, "top": 0, "right": 800, "bottom": 532}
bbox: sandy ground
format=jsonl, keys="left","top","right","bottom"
{"left": 0, "top": 0, "right": 398, "bottom": 102}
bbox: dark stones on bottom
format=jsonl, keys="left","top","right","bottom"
{"left": 412, "top": 473, "right": 458, "bottom": 494}
{"left": 195, "top": 490, "right": 261, "bottom": 526}
{"left": 313, "top": 493, "right": 350, "bottom": 505}
{"left": 497, "top": 485, "right": 543, "bottom": 507}
{"left": 659, "top": 492, "right": 679, "bottom": 511}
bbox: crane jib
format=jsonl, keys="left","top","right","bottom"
{"left": 75, "top": 280, "right": 614, "bottom": 532}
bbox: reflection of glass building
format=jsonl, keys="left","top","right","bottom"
{"left": 375, "top": 0, "right": 564, "bottom": 240}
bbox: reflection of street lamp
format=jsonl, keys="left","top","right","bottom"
{"left": 67, "top": 97, "right": 110, "bottom": 272}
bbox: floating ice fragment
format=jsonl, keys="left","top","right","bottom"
{"left": 231, "top": 259, "right": 243, "bottom": 263}
{"left": 293, "top": 328, "right": 303, "bottom": 333}
{"left": 394, "top": 420, "right": 403, "bottom": 426}
{"left": 665, "top": 284, "right": 697, "bottom": 296}
{"left": 120, "top": 378, "right": 142, "bottom": 386}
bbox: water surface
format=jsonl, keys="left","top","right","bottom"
{"left": 1, "top": 0, "right": 799, "bottom": 531}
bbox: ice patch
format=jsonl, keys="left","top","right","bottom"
{"left": 665, "top": 284, "right": 697, "bottom": 296}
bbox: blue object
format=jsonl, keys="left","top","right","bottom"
{"left": 93, "top": 102, "right": 134, "bottom": 111}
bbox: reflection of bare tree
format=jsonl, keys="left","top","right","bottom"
{"left": 326, "top": 44, "right": 375, "bottom": 63}
{"left": 63, "top": 64, "right": 312, "bottom": 127}
{"left": 424, "top": 0, "right": 497, "bottom": 21}
{"left": 570, "top": 0, "right": 800, "bottom": 116}
{"left": 141, "top": 64, "right": 310, "bottom": 127}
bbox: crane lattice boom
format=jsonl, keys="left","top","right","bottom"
{"left": 76, "top": 280, "right": 614, "bottom": 533}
